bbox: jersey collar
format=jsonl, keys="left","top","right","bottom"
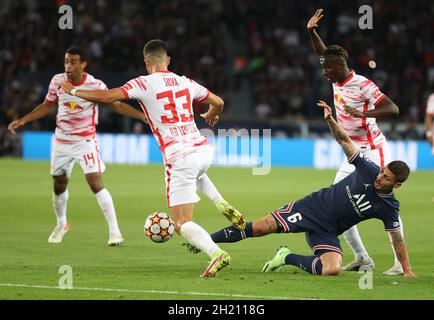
{"left": 69, "top": 72, "right": 87, "bottom": 86}
{"left": 376, "top": 190, "right": 394, "bottom": 198}
{"left": 336, "top": 69, "right": 354, "bottom": 87}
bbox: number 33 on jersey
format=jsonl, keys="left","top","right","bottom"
{"left": 119, "top": 71, "right": 210, "bottom": 163}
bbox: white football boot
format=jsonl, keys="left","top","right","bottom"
{"left": 342, "top": 256, "right": 375, "bottom": 271}
{"left": 108, "top": 233, "right": 124, "bottom": 246}
{"left": 383, "top": 263, "right": 404, "bottom": 276}
{"left": 48, "top": 224, "right": 69, "bottom": 243}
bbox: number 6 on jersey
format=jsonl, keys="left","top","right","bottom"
{"left": 287, "top": 212, "right": 302, "bottom": 223}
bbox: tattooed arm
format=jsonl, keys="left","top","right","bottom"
{"left": 389, "top": 231, "right": 416, "bottom": 277}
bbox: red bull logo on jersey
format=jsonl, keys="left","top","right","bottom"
{"left": 64, "top": 101, "right": 84, "bottom": 113}
{"left": 334, "top": 94, "right": 347, "bottom": 106}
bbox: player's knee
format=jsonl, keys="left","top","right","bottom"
{"left": 53, "top": 176, "right": 68, "bottom": 195}
{"left": 87, "top": 176, "right": 104, "bottom": 193}
{"left": 322, "top": 263, "right": 341, "bottom": 276}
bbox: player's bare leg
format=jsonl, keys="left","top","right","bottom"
{"left": 171, "top": 203, "right": 230, "bottom": 278}
{"left": 209, "top": 214, "right": 278, "bottom": 246}
{"left": 197, "top": 174, "right": 246, "bottom": 230}
{"left": 320, "top": 252, "right": 342, "bottom": 275}
{"left": 85, "top": 173, "right": 123, "bottom": 246}
{"left": 49, "top": 174, "right": 70, "bottom": 243}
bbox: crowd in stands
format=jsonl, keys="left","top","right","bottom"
{"left": 1, "top": 0, "right": 433, "bottom": 155}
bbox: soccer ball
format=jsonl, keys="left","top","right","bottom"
{"left": 144, "top": 212, "right": 175, "bottom": 243}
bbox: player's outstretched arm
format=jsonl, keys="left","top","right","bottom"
{"left": 307, "top": 8, "right": 327, "bottom": 56}
{"left": 345, "top": 95, "right": 399, "bottom": 119}
{"left": 60, "top": 82, "right": 125, "bottom": 105}
{"left": 109, "top": 101, "right": 148, "bottom": 124}
{"left": 424, "top": 112, "right": 433, "bottom": 146}
{"left": 200, "top": 91, "right": 224, "bottom": 127}
{"left": 388, "top": 231, "right": 416, "bottom": 278}
{"left": 7, "top": 100, "right": 56, "bottom": 134}
{"left": 317, "top": 100, "right": 357, "bottom": 159}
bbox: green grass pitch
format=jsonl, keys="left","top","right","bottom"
{"left": 0, "top": 159, "right": 433, "bottom": 300}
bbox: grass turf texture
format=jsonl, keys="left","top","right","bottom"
{"left": 0, "top": 159, "right": 433, "bottom": 300}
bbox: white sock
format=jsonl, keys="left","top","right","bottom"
{"left": 343, "top": 225, "right": 370, "bottom": 260}
{"left": 95, "top": 188, "right": 120, "bottom": 235}
{"left": 180, "top": 221, "right": 220, "bottom": 257}
{"left": 389, "top": 216, "right": 404, "bottom": 266}
{"left": 197, "top": 174, "right": 223, "bottom": 204}
{"left": 52, "top": 190, "right": 69, "bottom": 227}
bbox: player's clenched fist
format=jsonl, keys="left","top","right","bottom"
{"left": 59, "top": 82, "right": 74, "bottom": 94}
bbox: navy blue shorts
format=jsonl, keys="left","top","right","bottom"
{"left": 271, "top": 201, "right": 343, "bottom": 256}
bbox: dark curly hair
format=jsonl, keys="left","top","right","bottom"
{"left": 321, "top": 45, "right": 349, "bottom": 62}
{"left": 388, "top": 161, "right": 410, "bottom": 183}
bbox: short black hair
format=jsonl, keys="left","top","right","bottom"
{"left": 321, "top": 45, "right": 349, "bottom": 62}
{"left": 143, "top": 39, "right": 168, "bottom": 58}
{"left": 388, "top": 161, "right": 410, "bottom": 183}
{"left": 65, "top": 46, "right": 88, "bottom": 62}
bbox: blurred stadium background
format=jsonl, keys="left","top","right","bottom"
{"left": 0, "top": 0, "right": 433, "bottom": 164}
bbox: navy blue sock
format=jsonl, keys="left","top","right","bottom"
{"left": 284, "top": 254, "right": 323, "bottom": 275}
{"left": 211, "top": 222, "right": 253, "bottom": 243}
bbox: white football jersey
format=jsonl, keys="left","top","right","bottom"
{"left": 120, "top": 71, "right": 209, "bottom": 163}
{"left": 46, "top": 72, "right": 107, "bottom": 143}
{"left": 332, "top": 70, "right": 387, "bottom": 149}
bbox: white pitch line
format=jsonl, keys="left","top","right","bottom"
{"left": 0, "top": 283, "right": 320, "bottom": 300}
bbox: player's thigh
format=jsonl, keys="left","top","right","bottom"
{"left": 270, "top": 201, "right": 314, "bottom": 233}
{"left": 50, "top": 141, "right": 75, "bottom": 177}
{"left": 333, "top": 159, "right": 355, "bottom": 184}
{"left": 197, "top": 145, "right": 214, "bottom": 178}
{"left": 305, "top": 232, "right": 343, "bottom": 257}
{"left": 76, "top": 139, "right": 106, "bottom": 175}
{"left": 165, "top": 155, "right": 201, "bottom": 208}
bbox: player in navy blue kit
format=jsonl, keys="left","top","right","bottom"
{"left": 210, "top": 100, "right": 416, "bottom": 277}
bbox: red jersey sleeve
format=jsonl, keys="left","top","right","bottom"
{"left": 360, "top": 79, "right": 385, "bottom": 107}
{"left": 120, "top": 77, "right": 147, "bottom": 100}
{"left": 45, "top": 76, "right": 59, "bottom": 104}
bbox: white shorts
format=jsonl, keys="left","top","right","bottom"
{"left": 50, "top": 138, "right": 106, "bottom": 177}
{"left": 164, "top": 146, "right": 213, "bottom": 207}
{"left": 334, "top": 142, "right": 392, "bottom": 184}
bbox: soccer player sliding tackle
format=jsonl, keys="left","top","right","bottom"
{"left": 210, "top": 101, "right": 416, "bottom": 277}
{"left": 307, "top": 9, "right": 406, "bottom": 275}
{"left": 59, "top": 40, "right": 245, "bottom": 277}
